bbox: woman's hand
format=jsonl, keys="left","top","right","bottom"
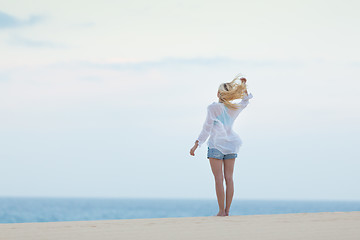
{"left": 241, "top": 78, "right": 248, "bottom": 95}
{"left": 240, "top": 78, "right": 248, "bottom": 95}
{"left": 190, "top": 141, "right": 199, "bottom": 156}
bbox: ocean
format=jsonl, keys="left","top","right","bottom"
{"left": 1, "top": 197, "right": 359, "bottom": 223}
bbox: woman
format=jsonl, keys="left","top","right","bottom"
{"left": 189, "top": 74, "right": 253, "bottom": 216}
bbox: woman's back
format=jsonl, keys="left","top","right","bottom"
{"left": 196, "top": 93, "right": 253, "bottom": 155}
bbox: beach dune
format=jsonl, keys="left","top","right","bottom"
{"left": 1, "top": 211, "right": 359, "bottom": 240}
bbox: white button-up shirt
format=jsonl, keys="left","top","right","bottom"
{"left": 196, "top": 92, "right": 253, "bottom": 154}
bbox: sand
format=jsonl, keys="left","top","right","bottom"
{"left": 1, "top": 211, "right": 359, "bottom": 240}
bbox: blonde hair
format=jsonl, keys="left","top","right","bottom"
{"left": 218, "top": 73, "right": 248, "bottom": 110}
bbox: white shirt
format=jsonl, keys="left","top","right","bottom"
{"left": 196, "top": 92, "right": 253, "bottom": 154}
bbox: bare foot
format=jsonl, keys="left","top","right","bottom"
{"left": 225, "top": 210, "right": 229, "bottom": 216}
{"left": 216, "top": 210, "right": 226, "bottom": 216}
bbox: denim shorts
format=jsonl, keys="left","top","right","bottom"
{"left": 207, "top": 147, "right": 237, "bottom": 160}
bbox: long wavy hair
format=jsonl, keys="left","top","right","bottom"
{"left": 218, "top": 73, "right": 248, "bottom": 110}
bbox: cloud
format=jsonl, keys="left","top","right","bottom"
{"left": 75, "top": 22, "right": 96, "bottom": 28}
{"left": 0, "top": 11, "right": 44, "bottom": 29}
{"left": 7, "top": 34, "right": 67, "bottom": 49}
{"left": 62, "top": 57, "right": 305, "bottom": 72}
{"left": 0, "top": 72, "right": 10, "bottom": 82}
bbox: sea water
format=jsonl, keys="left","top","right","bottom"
{"left": 0, "top": 197, "right": 359, "bottom": 223}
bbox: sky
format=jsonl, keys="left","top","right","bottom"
{"left": 0, "top": 0, "right": 359, "bottom": 201}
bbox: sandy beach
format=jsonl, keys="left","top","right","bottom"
{"left": 1, "top": 211, "right": 359, "bottom": 240}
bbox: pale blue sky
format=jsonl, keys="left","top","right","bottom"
{"left": 0, "top": 0, "right": 359, "bottom": 200}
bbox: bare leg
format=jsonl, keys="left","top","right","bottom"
{"left": 208, "top": 157, "right": 226, "bottom": 216}
{"left": 224, "top": 158, "right": 235, "bottom": 216}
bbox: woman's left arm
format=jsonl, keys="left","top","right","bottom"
{"left": 190, "top": 105, "right": 216, "bottom": 156}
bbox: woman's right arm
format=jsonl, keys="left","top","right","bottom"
{"left": 238, "top": 91, "right": 253, "bottom": 109}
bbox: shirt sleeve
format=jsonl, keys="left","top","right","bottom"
{"left": 237, "top": 92, "right": 253, "bottom": 109}
{"left": 196, "top": 104, "right": 216, "bottom": 148}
